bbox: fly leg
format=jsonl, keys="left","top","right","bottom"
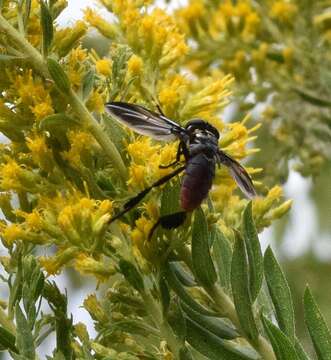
{"left": 159, "top": 142, "right": 189, "bottom": 169}
{"left": 108, "top": 166, "right": 185, "bottom": 225}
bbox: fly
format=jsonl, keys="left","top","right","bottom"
{"left": 105, "top": 102, "right": 256, "bottom": 237}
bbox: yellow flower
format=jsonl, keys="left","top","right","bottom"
{"left": 127, "top": 54, "right": 143, "bottom": 76}
{"left": 26, "top": 135, "right": 53, "bottom": 170}
{"left": 75, "top": 254, "right": 116, "bottom": 281}
{"left": 62, "top": 130, "right": 95, "bottom": 168}
{"left": 270, "top": 1, "right": 298, "bottom": 24}
{"left": 40, "top": 247, "right": 80, "bottom": 275}
{"left": 0, "top": 224, "right": 25, "bottom": 246}
{"left": 86, "top": 89, "right": 107, "bottom": 113}
{"left": 84, "top": 294, "right": 108, "bottom": 323}
{"left": 30, "top": 102, "right": 54, "bottom": 121}
{"left": 96, "top": 58, "right": 112, "bottom": 76}
{"left": 84, "top": 8, "right": 117, "bottom": 39}
{"left": 54, "top": 20, "right": 88, "bottom": 57}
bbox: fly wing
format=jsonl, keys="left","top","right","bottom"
{"left": 218, "top": 150, "right": 257, "bottom": 199}
{"left": 105, "top": 102, "right": 185, "bottom": 141}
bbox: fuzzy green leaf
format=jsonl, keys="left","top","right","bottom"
{"left": 0, "top": 326, "right": 18, "bottom": 353}
{"left": 186, "top": 316, "right": 259, "bottom": 360}
{"left": 212, "top": 228, "right": 232, "bottom": 292}
{"left": 39, "top": 113, "right": 80, "bottom": 132}
{"left": 192, "top": 207, "right": 217, "bottom": 287}
{"left": 264, "top": 246, "right": 295, "bottom": 342}
{"left": 294, "top": 338, "right": 310, "bottom": 360}
{"left": 261, "top": 315, "right": 299, "bottom": 360}
{"left": 40, "top": 1, "right": 53, "bottom": 56}
{"left": 165, "top": 262, "right": 217, "bottom": 317}
{"left": 159, "top": 273, "right": 171, "bottom": 316}
{"left": 181, "top": 301, "right": 239, "bottom": 340}
{"left": 231, "top": 232, "right": 258, "bottom": 343}
{"left": 242, "top": 201, "right": 263, "bottom": 301}
{"left": 47, "top": 58, "right": 71, "bottom": 93}
{"left": 119, "top": 259, "right": 144, "bottom": 292}
{"left": 304, "top": 286, "right": 331, "bottom": 360}
{"left": 82, "top": 69, "right": 95, "bottom": 101}
{"left": 171, "top": 262, "right": 196, "bottom": 287}
{"left": 15, "top": 304, "right": 35, "bottom": 359}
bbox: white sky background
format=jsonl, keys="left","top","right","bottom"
{"left": 1, "top": 0, "right": 330, "bottom": 358}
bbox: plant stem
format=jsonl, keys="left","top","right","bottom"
{"left": 141, "top": 292, "right": 183, "bottom": 359}
{"left": 0, "top": 14, "right": 127, "bottom": 182}
{"left": 0, "top": 14, "right": 48, "bottom": 77}
{"left": 69, "top": 91, "right": 127, "bottom": 182}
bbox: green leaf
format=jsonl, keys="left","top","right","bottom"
{"left": 294, "top": 338, "right": 310, "bottom": 360}
{"left": 231, "top": 232, "right": 258, "bottom": 343}
{"left": 15, "top": 304, "right": 35, "bottom": 359}
{"left": 39, "top": 113, "right": 80, "bottom": 131}
{"left": 47, "top": 57, "right": 71, "bottom": 93}
{"left": 82, "top": 69, "right": 95, "bottom": 101}
{"left": 0, "top": 54, "right": 26, "bottom": 61}
{"left": 159, "top": 273, "right": 170, "bottom": 316}
{"left": 181, "top": 301, "right": 239, "bottom": 340}
{"left": 242, "top": 202, "right": 263, "bottom": 301}
{"left": 119, "top": 259, "right": 144, "bottom": 292}
{"left": 165, "top": 262, "right": 218, "bottom": 317}
{"left": 0, "top": 326, "right": 18, "bottom": 353}
{"left": 264, "top": 246, "right": 295, "bottom": 342}
{"left": 261, "top": 315, "right": 299, "bottom": 360}
{"left": 168, "top": 301, "right": 187, "bottom": 343}
{"left": 192, "top": 207, "right": 217, "bottom": 287}
{"left": 40, "top": 0, "right": 53, "bottom": 56}
{"left": 304, "top": 286, "right": 331, "bottom": 360}
{"left": 186, "top": 317, "right": 259, "bottom": 360}
{"left": 171, "top": 262, "right": 196, "bottom": 287}
{"left": 179, "top": 347, "right": 194, "bottom": 360}
{"left": 212, "top": 228, "right": 232, "bottom": 292}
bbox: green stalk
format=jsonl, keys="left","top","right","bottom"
{"left": 141, "top": 292, "right": 183, "bottom": 359}
{"left": 0, "top": 13, "right": 48, "bottom": 77}
{"left": 69, "top": 91, "right": 127, "bottom": 182}
{"left": 0, "top": 14, "right": 127, "bottom": 182}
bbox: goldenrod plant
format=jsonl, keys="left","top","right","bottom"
{"left": 0, "top": 1, "right": 329, "bottom": 359}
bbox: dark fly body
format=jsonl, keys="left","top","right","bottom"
{"left": 105, "top": 102, "right": 256, "bottom": 236}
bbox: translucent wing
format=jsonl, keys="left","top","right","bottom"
{"left": 105, "top": 102, "right": 185, "bottom": 141}
{"left": 218, "top": 150, "right": 257, "bottom": 199}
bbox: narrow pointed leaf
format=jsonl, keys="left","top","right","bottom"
{"left": 40, "top": 1, "right": 53, "bottom": 56}
{"left": 304, "top": 286, "right": 331, "bottom": 360}
{"left": 242, "top": 201, "right": 263, "bottom": 301}
{"left": 47, "top": 58, "right": 71, "bottom": 93}
{"left": 0, "top": 327, "right": 18, "bottom": 353}
{"left": 192, "top": 207, "right": 217, "bottom": 287}
{"left": 15, "top": 304, "right": 35, "bottom": 359}
{"left": 186, "top": 317, "right": 259, "bottom": 360}
{"left": 119, "top": 259, "right": 144, "bottom": 292}
{"left": 212, "top": 228, "right": 232, "bottom": 291}
{"left": 231, "top": 232, "right": 258, "bottom": 343}
{"left": 171, "top": 262, "right": 196, "bottom": 287}
{"left": 165, "top": 262, "right": 217, "bottom": 317}
{"left": 261, "top": 315, "right": 299, "bottom": 360}
{"left": 39, "top": 113, "right": 80, "bottom": 131}
{"left": 294, "top": 338, "right": 310, "bottom": 360}
{"left": 160, "top": 180, "right": 182, "bottom": 215}
{"left": 181, "top": 301, "right": 239, "bottom": 340}
{"left": 264, "top": 246, "right": 295, "bottom": 342}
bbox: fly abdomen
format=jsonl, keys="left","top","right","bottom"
{"left": 180, "top": 153, "right": 216, "bottom": 211}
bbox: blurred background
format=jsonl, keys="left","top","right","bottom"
{"left": 1, "top": 0, "right": 331, "bottom": 358}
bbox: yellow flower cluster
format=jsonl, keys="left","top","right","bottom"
{"left": 270, "top": 1, "right": 298, "bottom": 24}
{"left": 11, "top": 70, "right": 54, "bottom": 122}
